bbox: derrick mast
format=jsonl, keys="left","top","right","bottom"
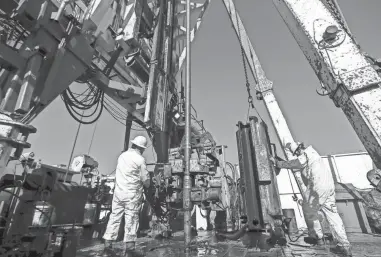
{"left": 273, "top": 0, "right": 381, "bottom": 169}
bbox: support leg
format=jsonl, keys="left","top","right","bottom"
{"left": 302, "top": 201, "right": 324, "bottom": 240}
{"left": 103, "top": 197, "right": 125, "bottom": 241}
{"left": 321, "top": 194, "right": 350, "bottom": 247}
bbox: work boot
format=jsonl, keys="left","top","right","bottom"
{"left": 124, "top": 242, "right": 144, "bottom": 257}
{"left": 304, "top": 236, "right": 324, "bottom": 246}
{"left": 330, "top": 245, "right": 353, "bottom": 256}
{"left": 100, "top": 240, "right": 115, "bottom": 257}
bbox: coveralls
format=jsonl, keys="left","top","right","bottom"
{"left": 275, "top": 146, "right": 350, "bottom": 247}
{"left": 103, "top": 148, "right": 150, "bottom": 243}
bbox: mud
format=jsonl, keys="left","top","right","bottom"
{"left": 76, "top": 231, "right": 381, "bottom": 257}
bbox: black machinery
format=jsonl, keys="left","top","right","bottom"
{"left": 140, "top": 123, "right": 234, "bottom": 237}
{"left": 0, "top": 154, "right": 111, "bottom": 256}
{"left": 217, "top": 116, "right": 287, "bottom": 250}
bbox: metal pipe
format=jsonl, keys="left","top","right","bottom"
{"left": 15, "top": 53, "right": 44, "bottom": 114}
{"left": 183, "top": 0, "right": 192, "bottom": 249}
{"left": 123, "top": 112, "right": 134, "bottom": 151}
{"left": 54, "top": 0, "right": 70, "bottom": 21}
{"left": 64, "top": 112, "right": 83, "bottom": 182}
{"left": 221, "top": 145, "right": 232, "bottom": 232}
{"left": 143, "top": 0, "right": 165, "bottom": 124}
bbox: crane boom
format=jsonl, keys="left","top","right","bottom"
{"left": 273, "top": 0, "right": 381, "bottom": 169}
{"left": 222, "top": 0, "right": 307, "bottom": 196}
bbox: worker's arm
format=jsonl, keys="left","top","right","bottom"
{"left": 140, "top": 161, "right": 151, "bottom": 188}
{"left": 274, "top": 153, "right": 308, "bottom": 170}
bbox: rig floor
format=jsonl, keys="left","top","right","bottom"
{"left": 76, "top": 231, "right": 381, "bottom": 257}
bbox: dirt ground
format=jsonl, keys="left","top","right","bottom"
{"left": 76, "top": 231, "right": 381, "bottom": 257}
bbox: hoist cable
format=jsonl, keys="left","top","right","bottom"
{"left": 226, "top": 4, "right": 265, "bottom": 122}
{"left": 286, "top": 168, "right": 303, "bottom": 217}
{"left": 323, "top": 0, "right": 357, "bottom": 45}
{"left": 229, "top": 4, "right": 302, "bottom": 219}
{"left": 87, "top": 120, "right": 98, "bottom": 155}
{"left": 233, "top": 12, "right": 254, "bottom": 110}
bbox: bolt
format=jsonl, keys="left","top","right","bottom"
{"left": 323, "top": 25, "right": 339, "bottom": 42}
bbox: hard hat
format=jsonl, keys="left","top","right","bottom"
{"left": 286, "top": 142, "right": 301, "bottom": 154}
{"left": 131, "top": 135, "right": 148, "bottom": 149}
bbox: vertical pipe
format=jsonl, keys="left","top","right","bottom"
{"left": 0, "top": 69, "right": 10, "bottom": 102}
{"left": 54, "top": 0, "right": 70, "bottom": 21}
{"left": 124, "top": 112, "right": 134, "bottom": 151}
{"left": 144, "top": 0, "right": 165, "bottom": 124}
{"left": 64, "top": 113, "right": 83, "bottom": 182}
{"left": 331, "top": 155, "right": 342, "bottom": 183}
{"left": 1, "top": 70, "right": 24, "bottom": 112}
{"left": 183, "top": 0, "right": 192, "bottom": 249}
{"left": 221, "top": 146, "right": 232, "bottom": 231}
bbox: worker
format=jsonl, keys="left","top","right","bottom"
{"left": 102, "top": 135, "right": 150, "bottom": 257}
{"left": 269, "top": 142, "right": 352, "bottom": 256}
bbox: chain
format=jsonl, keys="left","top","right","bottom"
{"left": 323, "top": 0, "right": 358, "bottom": 47}
{"left": 234, "top": 10, "right": 254, "bottom": 109}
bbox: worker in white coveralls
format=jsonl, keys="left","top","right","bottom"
{"left": 102, "top": 135, "right": 150, "bottom": 257}
{"left": 269, "top": 142, "right": 352, "bottom": 256}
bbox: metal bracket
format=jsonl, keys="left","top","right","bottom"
{"left": 338, "top": 65, "right": 381, "bottom": 92}
{"left": 0, "top": 43, "right": 27, "bottom": 71}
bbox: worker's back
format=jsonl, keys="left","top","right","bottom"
{"left": 114, "top": 148, "right": 145, "bottom": 203}
{"left": 303, "top": 146, "right": 335, "bottom": 197}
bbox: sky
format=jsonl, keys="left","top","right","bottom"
{"left": 17, "top": 0, "right": 381, "bottom": 176}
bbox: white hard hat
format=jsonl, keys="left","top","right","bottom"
{"left": 131, "top": 135, "right": 148, "bottom": 149}
{"left": 286, "top": 142, "right": 301, "bottom": 154}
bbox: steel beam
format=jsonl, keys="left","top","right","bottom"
{"left": 94, "top": 39, "right": 145, "bottom": 88}
{"left": 0, "top": 43, "right": 27, "bottom": 71}
{"left": 176, "top": 0, "right": 210, "bottom": 77}
{"left": 143, "top": 0, "right": 167, "bottom": 126}
{"left": 222, "top": 0, "right": 272, "bottom": 93}
{"left": 90, "top": 72, "right": 145, "bottom": 123}
{"left": 15, "top": 53, "right": 44, "bottom": 114}
{"left": 116, "top": 0, "right": 143, "bottom": 51}
{"left": 83, "top": 0, "right": 147, "bottom": 88}
{"left": 273, "top": 0, "right": 381, "bottom": 169}
{"left": 222, "top": 0, "right": 307, "bottom": 195}
{"left": 146, "top": 0, "right": 176, "bottom": 131}
{"left": 183, "top": 0, "right": 192, "bottom": 248}
{"left": 176, "top": 3, "right": 203, "bottom": 18}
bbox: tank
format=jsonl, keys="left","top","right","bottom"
{"left": 83, "top": 203, "right": 98, "bottom": 225}
{"left": 32, "top": 202, "right": 56, "bottom": 227}
{"left": 282, "top": 208, "right": 298, "bottom": 234}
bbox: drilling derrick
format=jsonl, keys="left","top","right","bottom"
{"left": 0, "top": 0, "right": 181, "bottom": 172}
{"left": 273, "top": 0, "right": 381, "bottom": 169}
